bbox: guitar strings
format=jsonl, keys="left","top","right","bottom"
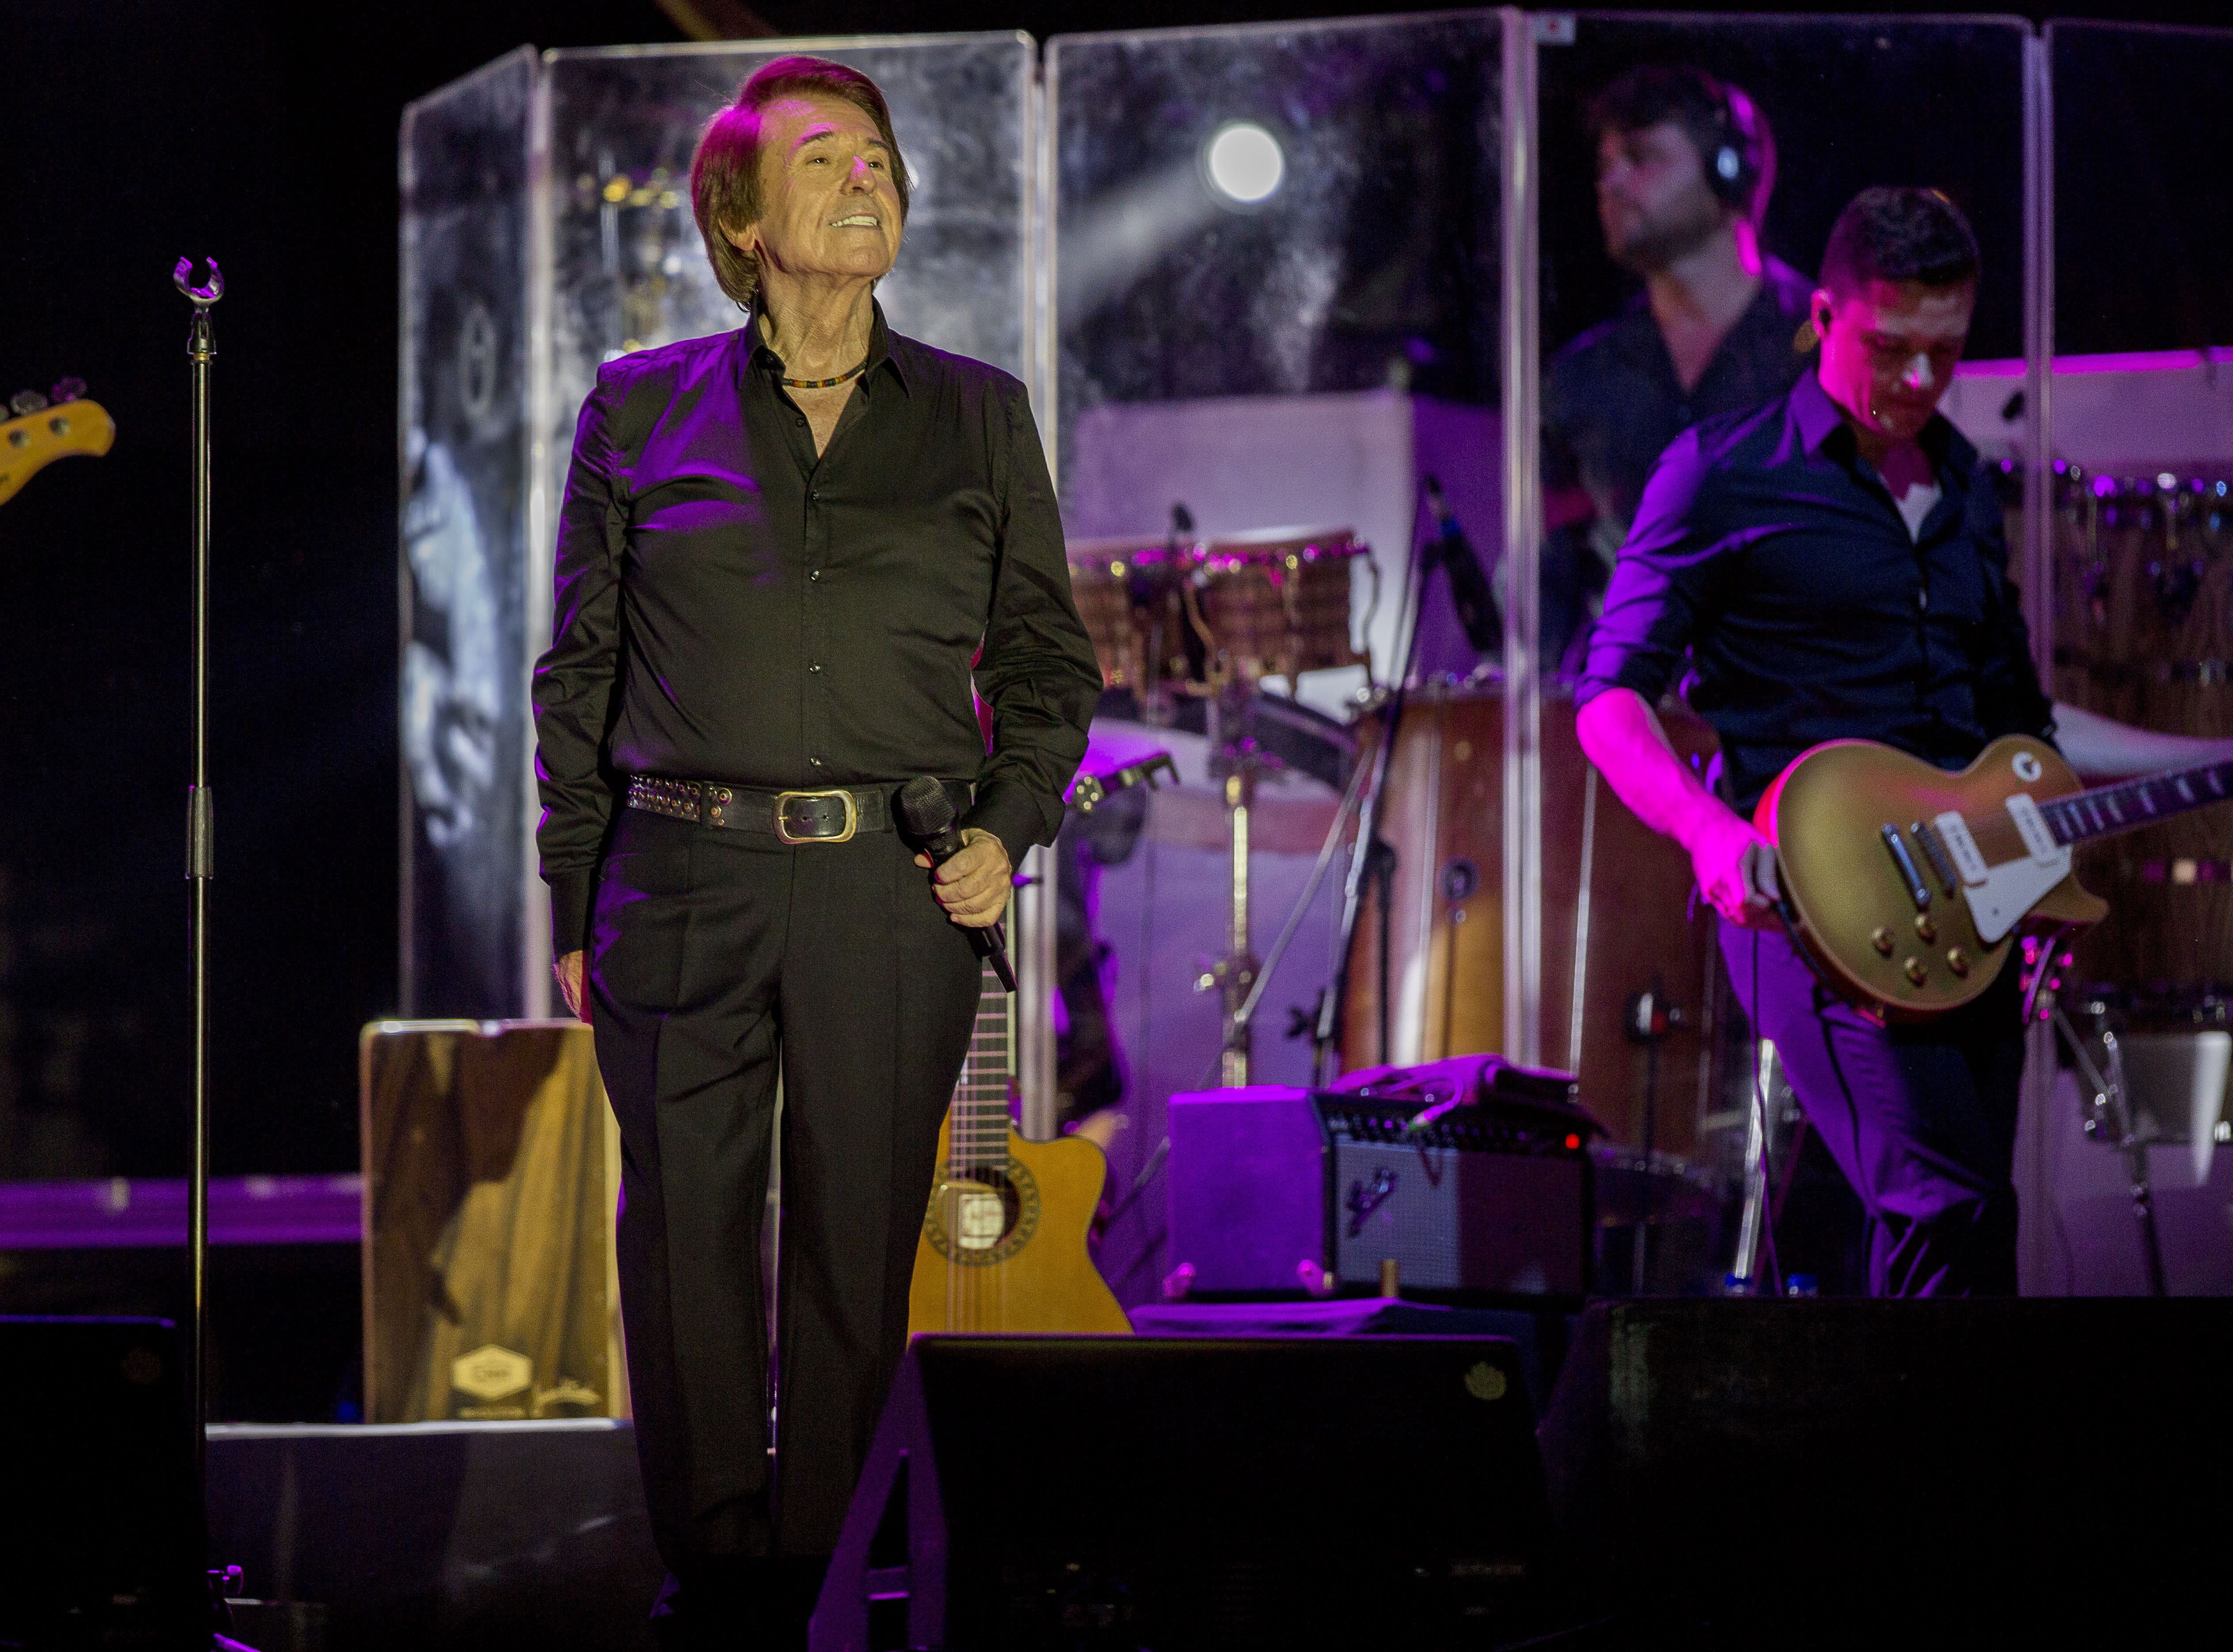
{"left": 943, "top": 959, "right": 1009, "bottom": 1333}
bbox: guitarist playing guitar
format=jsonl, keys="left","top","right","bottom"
{"left": 1576, "top": 187, "right": 2233, "bottom": 1298}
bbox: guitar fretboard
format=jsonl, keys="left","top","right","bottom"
{"left": 947, "top": 960, "right": 1013, "bottom": 1175}
{"left": 2036, "top": 758, "right": 2233, "bottom": 847}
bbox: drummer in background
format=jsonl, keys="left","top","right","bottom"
{"left": 1541, "top": 65, "right": 1816, "bottom": 673}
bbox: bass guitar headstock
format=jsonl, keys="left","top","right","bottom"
{"left": 0, "top": 377, "right": 116, "bottom": 507}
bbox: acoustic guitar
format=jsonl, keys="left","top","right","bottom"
{"left": 907, "top": 960, "right": 1131, "bottom": 1334}
{"left": 0, "top": 393, "right": 115, "bottom": 507}
{"left": 1758, "top": 733, "right": 2233, "bottom": 1022}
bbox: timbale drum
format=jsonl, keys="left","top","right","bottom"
{"left": 1066, "top": 527, "right": 1366, "bottom": 696}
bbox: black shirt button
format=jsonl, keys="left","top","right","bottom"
{"left": 1916, "top": 587, "right": 1929, "bottom": 611}
{"left": 809, "top": 757, "right": 824, "bottom": 767}
{"left": 809, "top": 569, "right": 821, "bottom": 582}
{"left": 810, "top": 490, "right": 824, "bottom": 503}
{"left": 808, "top": 662, "right": 823, "bottom": 673}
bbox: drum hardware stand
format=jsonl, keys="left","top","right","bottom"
{"left": 1230, "top": 723, "right": 1383, "bottom": 1077}
{"left": 1205, "top": 667, "right": 1390, "bottom": 1086}
{"left": 2052, "top": 1004, "right": 2170, "bottom": 1298}
{"left": 1201, "top": 688, "right": 1272, "bottom": 1085}
{"left": 1726, "top": 1034, "right": 1784, "bottom": 1297}
{"left": 174, "top": 257, "right": 258, "bottom": 1651}
{"left": 1620, "top": 981, "right": 1684, "bottom": 1293}
{"left": 1314, "top": 484, "right": 1438, "bottom": 1082}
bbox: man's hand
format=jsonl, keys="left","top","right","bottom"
{"left": 915, "top": 827, "right": 1012, "bottom": 928}
{"left": 1576, "top": 689, "right": 1784, "bottom": 931}
{"left": 554, "top": 949, "right": 589, "bottom": 1022}
{"left": 1689, "top": 810, "right": 1783, "bottom": 930}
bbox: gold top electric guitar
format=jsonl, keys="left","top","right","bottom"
{"left": 907, "top": 960, "right": 1131, "bottom": 1335}
{"left": 1758, "top": 734, "right": 2233, "bottom": 1022}
{"left": 0, "top": 392, "right": 115, "bottom": 507}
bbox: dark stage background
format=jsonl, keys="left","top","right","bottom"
{"left": 1, "top": 0, "right": 2227, "bottom": 1417}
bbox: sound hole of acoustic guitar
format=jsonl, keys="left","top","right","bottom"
{"left": 927, "top": 1164, "right": 1039, "bottom": 1265}
{"left": 950, "top": 1170, "right": 1020, "bottom": 1250}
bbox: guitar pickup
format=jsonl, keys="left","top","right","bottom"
{"left": 2004, "top": 793, "right": 2064, "bottom": 866}
{"left": 1909, "top": 820, "right": 1962, "bottom": 896}
{"left": 1879, "top": 824, "right": 1932, "bottom": 911}
{"left": 1932, "top": 812, "right": 1990, "bottom": 885}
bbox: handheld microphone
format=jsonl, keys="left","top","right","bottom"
{"left": 898, "top": 777, "right": 1017, "bottom": 993}
{"left": 1421, "top": 474, "right": 1502, "bottom": 654}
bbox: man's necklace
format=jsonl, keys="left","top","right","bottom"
{"left": 778, "top": 357, "right": 869, "bottom": 389}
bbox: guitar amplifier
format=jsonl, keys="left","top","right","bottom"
{"left": 1168, "top": 1057, "right": 1596, "bottom": 1300}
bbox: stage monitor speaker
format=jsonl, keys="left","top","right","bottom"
{"left": 1540, "top": 1299, "right": 2233, "bottom": 1645}
{"left": 0, "top": 1316, "right": 198, "bottom": 1648}
{"left": 812, "top": 1334, "right": 1550, "bottom": 1652}
{"left": 361, "top": 1019, "right": 628, "bottom": 1423}
{"left": 1168, "top": 1078, "right": 1591, "bottom": 1300}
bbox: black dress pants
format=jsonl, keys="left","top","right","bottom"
{"left": 1720, "top": 919, "right": 2023, "bottom": 1297}
{"left": 588, "top": 805, "right": 981, "bottom": 1626}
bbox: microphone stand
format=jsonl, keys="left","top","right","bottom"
{"left": 174, "top": 256, "right": 256, "bottom": 1651}
{"left": 1312, "top": 481, "right": 1439, "bottom": 1083}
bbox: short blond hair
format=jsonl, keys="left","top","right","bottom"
{"left": 689, "top": 55, "right": 911, "bottom": 307}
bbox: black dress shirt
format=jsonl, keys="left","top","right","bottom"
{"left": 533, "top": 303, "right": 1102, "bottom": 953}
{"left": 1541, "top": 257, "right": 1816, "bottom": 669}
{"left": 1575, "top": 370, "right": 2054, "bottom": 816}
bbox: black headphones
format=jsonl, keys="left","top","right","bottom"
{"left": 1698, "top": 76, "right": 1773, "bottom": 221}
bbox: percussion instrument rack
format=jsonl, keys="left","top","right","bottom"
{"left": 1068, "top": 522, "right": 1375, "bottom": 1090}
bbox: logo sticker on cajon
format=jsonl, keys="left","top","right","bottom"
{"left": 452, "top": 1344, "right": 531, "bottom": 1412}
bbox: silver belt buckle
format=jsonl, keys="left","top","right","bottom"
{"left": 773, "top": 788, "right": 859, "bottom": 844}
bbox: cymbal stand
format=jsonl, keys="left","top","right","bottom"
{"left": 175, "top": 256, "right": 256, "bottom": 1650}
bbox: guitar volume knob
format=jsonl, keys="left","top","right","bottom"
{"left": 1914, "top": 913, "right": 1936, "bottom": 942}
{"left": 1904, "top": 956, "right": 1929, "bottom": 985}
{"left": 1872, "top": 926, "right": 1895, "bottom": 956}
{"left": 1946, "top": 947, "right": 1971, "bottom": 976}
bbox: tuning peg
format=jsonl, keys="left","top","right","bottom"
{"left": 49, "top": 376, "right": 86, "bottom": 404}
{"left": 9, "top": 389, "right": 49, "bottom": 417}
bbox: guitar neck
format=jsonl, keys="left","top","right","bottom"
{"left": 2039, "top": 758, "right": 2233, "bottom": 848}
{"left": 948, "top": 961, "right": 1013, "bottom": 1174}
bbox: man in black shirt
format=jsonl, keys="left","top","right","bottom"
{"left": 1543, "top": 65, "right": 1815, "bottom": 672}
{"left": 1578, "top": 188, "right": 2233, "bottom": 1296}
{"left": 532, "top": 57, "right": 1098, "bottom": 1645}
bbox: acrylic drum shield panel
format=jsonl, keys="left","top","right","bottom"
{"left": 398, "top": 36, "right": 1036, "bottom": 1017}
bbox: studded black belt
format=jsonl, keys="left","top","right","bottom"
{"left": 625, "top": 775, "right": 967, "bottom": 844}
